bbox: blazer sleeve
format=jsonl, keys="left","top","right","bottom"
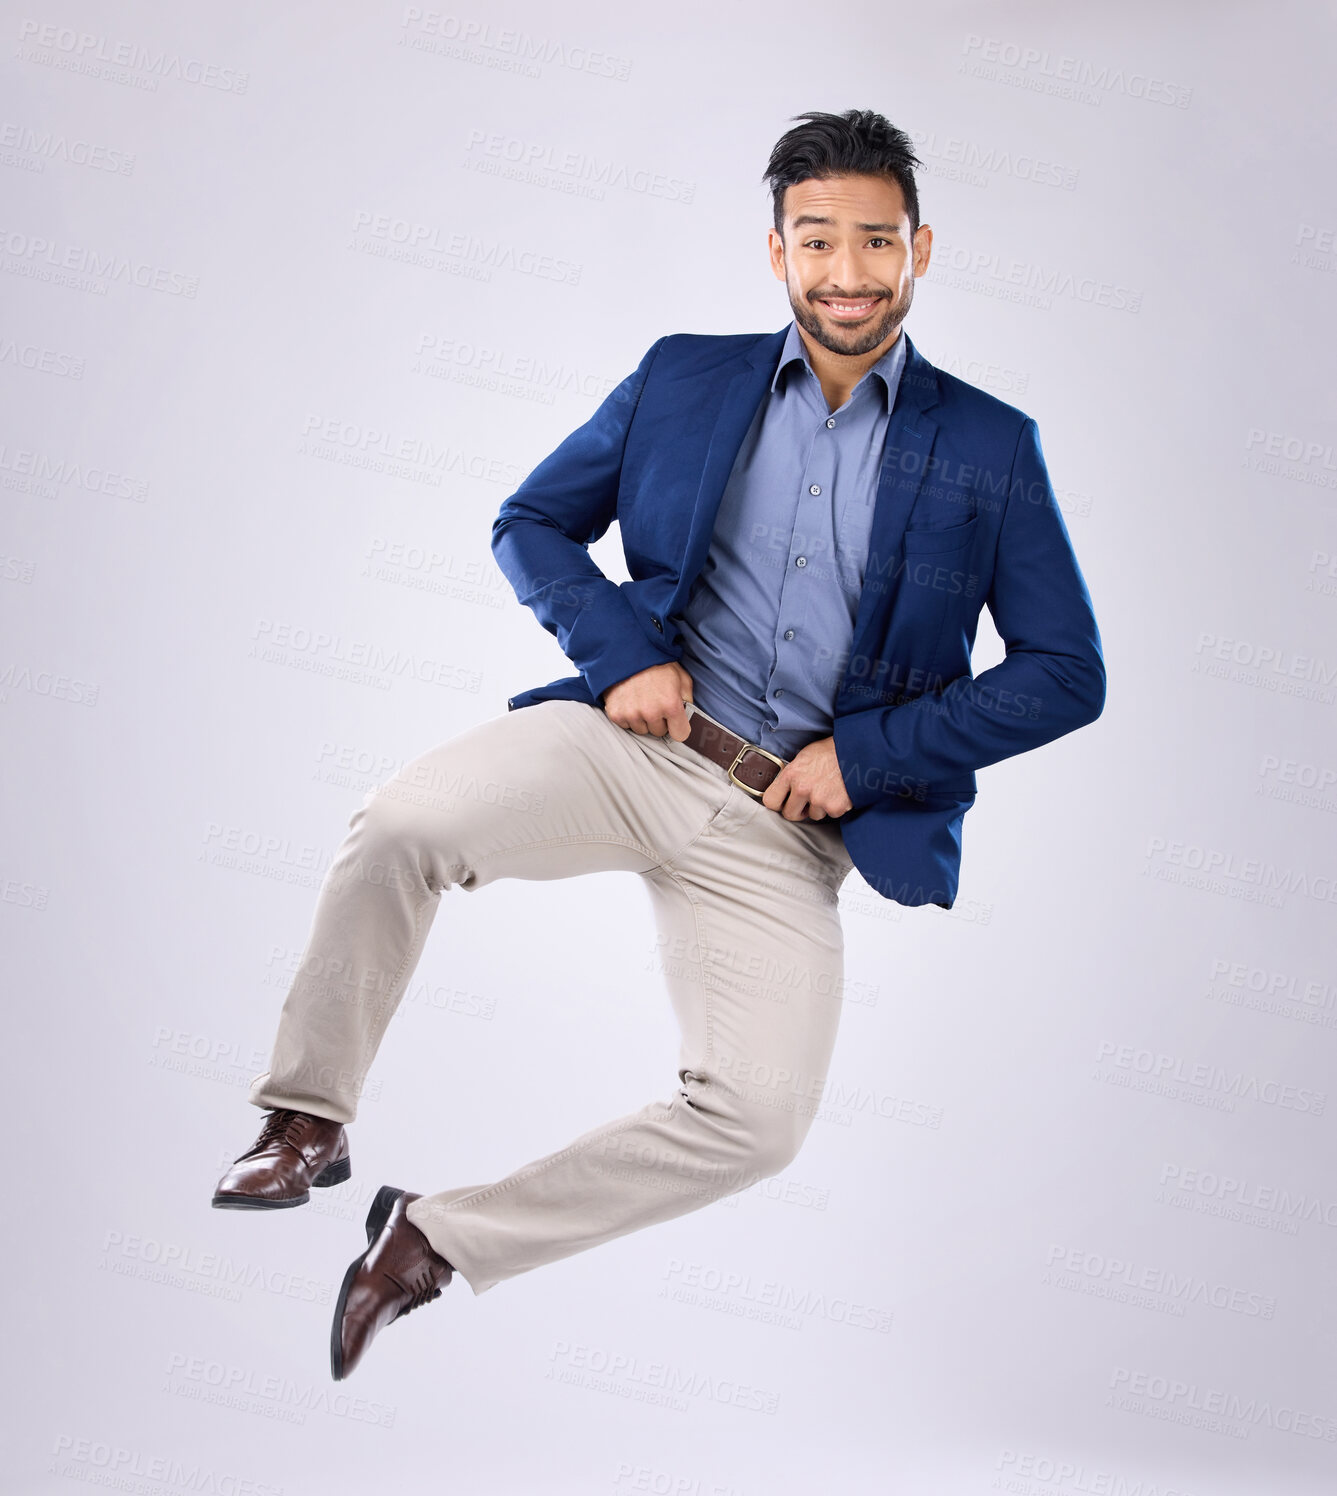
{"left": 833, "top": 415, "right": 1106, "bottom": 807}
{"left": 490, "top": 335, "right": 683, "bottom": 703}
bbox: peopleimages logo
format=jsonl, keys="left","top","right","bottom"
{"left": 462, "top": 128, "right": 695, "bottom": 203}
{"left": 660, "top": 1256, "right": 894, "bottom": 1333}
{"left": 1158, "top": 1161, "right": 1337, "bottom": 1231}
{"left": 0, "top": 441, "right": 149, "bottom": 500}
{"left": 1208, "top": 956, "right": 1337, "bottom": 1014}
{"left": 50, "top": 1434, "right": 280, "bottom": 1495}
{"left": 1108, "top": 1366, "right": 1337, "bottom": 1441}
{"left": 1094, "top": 1038, "right": 1325, "bottom": 1115}
{"left": 350, "top": 209, "right": 582, "bottom": 286}
{"left": 0, "top": 225, "right": 198, "bottom": 295}
{"left": 163, "top": 1351, "right": 396, "bottom": 1427}
{"left": 0, "top": 119, "right": 136, "bottom": 174}
{"left": 1242, "top": 427, "right": 1337, "bottom": 489}
{"left": 1258, "top": 752, "right": 1337, "bottom": 801}
{"left": 398, "top": 9, "right": 633, "bottom": 81}
{"left": 15, "top": 18, "right": 250, "bottom": 93}
{"left": 546, "top": 1339, "right": 780, "bottom": 1414}
{"left": 994, "top": 1448, "right": 1195, "bottom": 1496}
{"left": 908, "top": 127, "right": 1079, "bottom": 190}
{"left": 248, "top": 618, "right": 483, "bottom": 694}
{"left": 960, "top": 34, "right": 1193, "bottom": 108}
{"left": 1043, "top": 1243, "right": 1276, "bottom": 1318}
{"left": 931, "top": 238, "right": 1142, "bottom": 312}
{"left": 1145, "top": 834, "right": 1337, "bottom": 907}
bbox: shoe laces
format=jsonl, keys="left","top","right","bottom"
{"left": 393, "top": 1267, "right": 445, "bottom": 1321}
{"left": 243, "top": 1108, "right": 308, "bottom": 1158}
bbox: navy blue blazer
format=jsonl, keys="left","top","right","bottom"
{"left": 491, "top": 326, "right": 1105, "bottom": 909}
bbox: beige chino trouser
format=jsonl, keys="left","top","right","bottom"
{"left": 248, "top": 698, "right": 856, "bottom": 1294}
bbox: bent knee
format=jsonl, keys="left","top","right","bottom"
{"left": 329, "top": 779, "right": 450, "bottom": 893}
{"left": 352, "top": 778, "right": 436, "bottom": 849}
{"left": 722, "top": 1105, "right": 810, "bottom": 1180}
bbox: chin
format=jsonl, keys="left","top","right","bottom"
{"left": 825, "top": 316, "right": 898, "bottom": 349}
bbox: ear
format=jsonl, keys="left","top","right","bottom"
{"left": 767, "top": 227, "right": 786, "bottom": 282}
{"left": 911, "top": 224, "right": 933, "bottom": 277}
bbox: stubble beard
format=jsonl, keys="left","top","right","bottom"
{"left": 789, "top": 276, "right": 914, "bottom": 358}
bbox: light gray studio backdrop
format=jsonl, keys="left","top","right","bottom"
{"left": 3, "top": 2, "right": 1334, "bottom": 1492}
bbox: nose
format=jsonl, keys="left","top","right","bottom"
{"left": 825, "top": 246, "right": 873, "bottom": 297}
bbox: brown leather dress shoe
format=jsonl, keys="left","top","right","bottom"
{"left": 330, "top": 1185, "right": 453, "bottom": 1380}
{"left": 212, "top": 1107, "right": 351, "bottom": 1210}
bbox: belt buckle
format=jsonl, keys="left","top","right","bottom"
{"left": 727, "top": 740, "right": 786, "bottom": 798}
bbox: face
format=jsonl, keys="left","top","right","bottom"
{"left": 767, "top": 173, "right": 932, "bottom": 357}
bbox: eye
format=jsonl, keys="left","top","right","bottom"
{"left": 867, "top": 238, "right": 890, "bottom": 248}
{"left": 803, "top": 239, "right": 830, "bottom": 250}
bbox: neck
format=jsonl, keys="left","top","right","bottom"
{"left": 795, "top": 322, "right": 902, "bottom": 414}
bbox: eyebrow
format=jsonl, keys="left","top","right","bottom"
{"left": 790, "top": 215, "right": 901, "bottom": 232}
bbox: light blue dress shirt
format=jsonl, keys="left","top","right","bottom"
{"left": 672, "top": 319, "right": 907, "bottom": 759}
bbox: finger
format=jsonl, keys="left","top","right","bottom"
{"left": 665, "top": 697, "right": 692, "bottom": 742}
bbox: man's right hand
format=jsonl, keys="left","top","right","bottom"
{"left": 602, "top": 661, "right": 695, "bottom": 741}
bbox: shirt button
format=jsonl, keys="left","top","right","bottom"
{"left": 826, "top": 418, "right": 835, "bottom": 428}
{"left": 774, "top": 689, "right": 785, "bottom": 698}
{"left": 795, "top": 556, "right": 806, "bottom": 567}
{"left": 809, "top": 484, "right": 821, "bottom": 495}
{"left": 783, "top": 629, "right": 794, "bottom": 640}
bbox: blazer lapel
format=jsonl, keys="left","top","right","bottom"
{"left": 839, "top": 333, "right": 942, "bottom": 709}
{"left": 667, "top": 326, "right": 788, "bottom": 618}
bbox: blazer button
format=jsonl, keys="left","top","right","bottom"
{"left": 651, "top": 616, "right": 663, "bottom": 632}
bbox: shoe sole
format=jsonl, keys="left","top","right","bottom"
{"left": 211, "top": 1153, "right": 352, "bottom": 1210}
{"left": 330, "top": 1183, "right": 404, "bottom": 1381}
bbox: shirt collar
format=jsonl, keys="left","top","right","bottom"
{"left": 770, "top": 317, "right": 907, "bottom": 411}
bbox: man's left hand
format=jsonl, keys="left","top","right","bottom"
{"left": 761, "top": 736, "right": 853, "bottom": 821}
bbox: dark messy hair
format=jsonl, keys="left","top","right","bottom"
{"left": 762, "top": 109, "right": 922, "bottom": 240}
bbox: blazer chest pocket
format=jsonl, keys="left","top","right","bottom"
{"left": 902, "top": 514, "right": 978, "bottom": 554}
{"left": 893, "top": 512, "right": 982, "bottom": 685}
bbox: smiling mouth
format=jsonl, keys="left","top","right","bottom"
{"left": 816, "top": 295, "right": 883, "bottom": 320}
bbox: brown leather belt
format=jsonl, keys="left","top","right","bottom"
{"left": 681, "top": 704, "right": 787, "bottom": 799}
